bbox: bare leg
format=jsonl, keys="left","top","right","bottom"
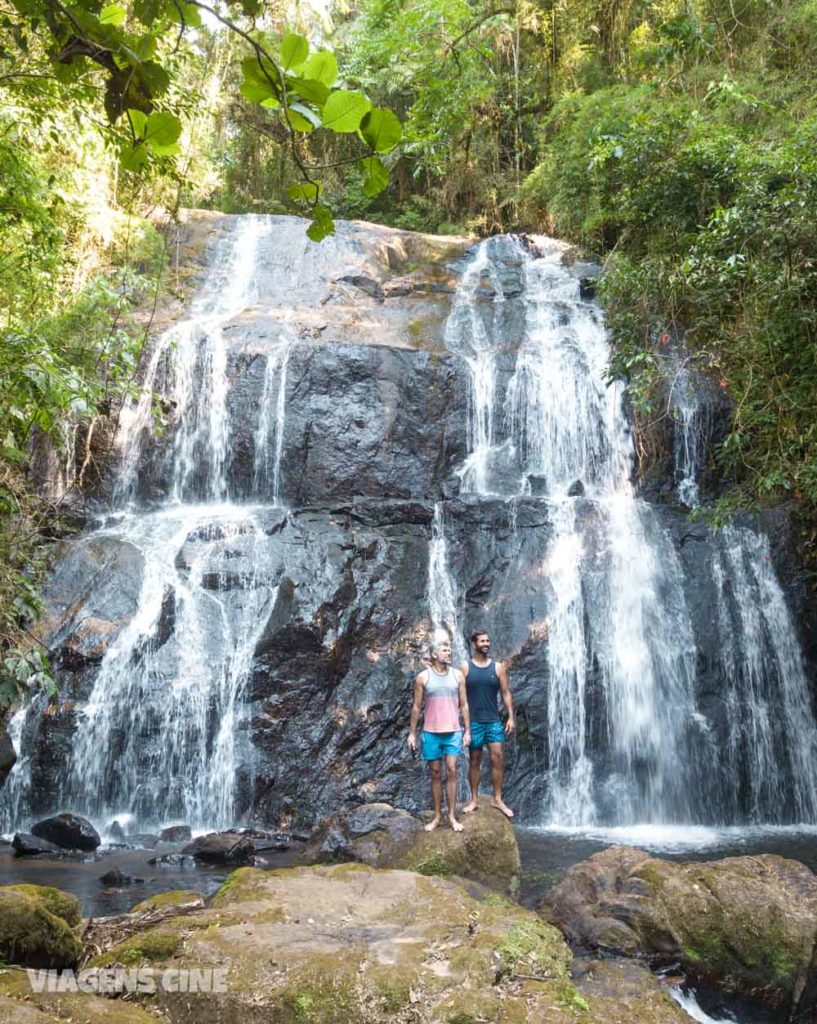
{"left": 425, "top": 760, "right": 442, "bottom": 831}
{"left": 463, "top": 747, "right": 481, "bottom": 812}
{"left": 489, "top": 742, "right": 513, "bottom": 817}
{"left": 445, "top": 754, "right": 463, "bottom": 831}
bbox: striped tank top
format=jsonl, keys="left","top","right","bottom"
{"left": 423, "top": 666, "right": 460, "bottom": 733}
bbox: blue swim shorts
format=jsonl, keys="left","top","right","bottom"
{"left": 421, "top": 730, "right": 463, "bottom": 761}
{"left": 469, "top": 721, "right": 505, "bottom": 749}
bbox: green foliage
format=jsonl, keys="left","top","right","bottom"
{"left": 523, "top": 0, "right": 817, "bottom": 525}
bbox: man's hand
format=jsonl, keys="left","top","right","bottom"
{"left": 463, "top": 729, "right": 471, "bottom": 749}
{"left": 407, "top": 732, "right": 417, "bottom": 752}
{"left": 505, "top": 716, "right": 516, "bottom": 735}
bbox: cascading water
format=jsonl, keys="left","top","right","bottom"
{"left": 442, "top": 235, "right": 817, "bottom": 826}
{"left": 1, "top": 217, "right": 300, "bottom": 832}
{"left": 666, "top": 355, "right": 713, "bottom": 509}
{"left": 427, "top": 502, "right": 466, "bottom": 664}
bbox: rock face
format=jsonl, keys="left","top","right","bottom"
{"left": 301, "top": 802, "right": 521, "bottom": 896}
{"left": 31, "top": 813, "right": 100, "bottom": 852}
{"left": 542, "top": 846, "right": 817, "bottom": 1018}
{"left": 0, "top": 721, "right": 15, "bottom": 788}
{"left": 74, "top": 863, "right": 692, "bottom": 1024}
{"left": 12, "top": 833, "right": 61, "bottom": 857}
{"left": 6, "top": 213, "right": 816, "bottom": 837}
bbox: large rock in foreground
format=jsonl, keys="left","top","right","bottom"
{"left": 0, "top": 885, "right": 82, "bottom": 969}
{"left": 80, "top": 863, "right": 690, "bottom": 1024}
{"left": 542, "top": 846, "right": 817, "bottom": 1018}
{"left": 301, "top": 801, "right": 521, "bottom": 897}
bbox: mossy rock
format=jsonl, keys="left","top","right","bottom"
{"left": 88, "top": 927, "right": 181, "bottom": 967}
{"left": 81, "top": 862, "right": 683, "bottom": 1024}
{"left": 0, "top": 885, "right": 81, "bottom": 929}
{"left": 0, "top": 891, "right": 82, "bottom": 968}
{"left": 544, "top": 846, "right": 817, "bottom": 1013}
{"left": 130, "top": 890, "right": 204, "bottom": 913}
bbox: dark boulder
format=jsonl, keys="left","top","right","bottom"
{"left": 106, "top": 819, "right": 127, "bottom": 842}
{"left": 12, "top": 833, "right": 60, "bottom": 857}
{"left": 182, "top": 831, "right": 254, "bottom": 865}
{"left": 31, "top": 812, "right": 100, "bottom": 852}
{"left": 99, "top": 868, "right": 134, "bottom": 886}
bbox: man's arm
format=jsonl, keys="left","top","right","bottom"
{"left": 498, "top": 661, "right": 515, "bottom": 734}
{"left": 456, "top": 668, "right": 471, "bottom": 745}
{"left": 459, "top": 660, "right": 469, "bottom": 678}
{"left": 408, "top": 671, "right": 426, "bottom": 751}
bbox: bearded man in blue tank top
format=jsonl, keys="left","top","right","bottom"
{"left": 407, "top": 631, "right": 471, "bottom": 832}
{"left": 460, "top": 630, "right": 515, "bottom": 818}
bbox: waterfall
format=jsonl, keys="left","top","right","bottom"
{"left": 666, "top": 355, "right": 713, "bottom": 509}
{"left": 427, "top": 503, "right": 465, "bottom": 664}
{"left": 253, "top": 335, "right": 292, "bottom": 505}
{"left": 1, "top": 217, "right": 300, "bottom": 833}
{"left": 443, "top": 235, "right": 817, "bottom": 826}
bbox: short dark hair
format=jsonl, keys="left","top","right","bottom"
{"left": 470, "top": 630, "right": 489, "bottom": 644}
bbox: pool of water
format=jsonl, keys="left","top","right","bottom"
{"left": 0, "top": 840, "right": 303, "bottom": 916}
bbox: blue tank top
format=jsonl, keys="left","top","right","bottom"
{"left": 466, "top": 659, "right": 501, "bottom": 723}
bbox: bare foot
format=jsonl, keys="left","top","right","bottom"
{"left": 462, "top": 799, "right": 479, "bottom": 814}
{"left": 424, "top": 816, "right": 441, "bottom": 832}
{"left": 449, "top": 816, "right": 464, "bottom": 832}
{"left": 491, "top": 798, "right": 514, "bottom": 818}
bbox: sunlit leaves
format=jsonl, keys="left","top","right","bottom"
{"left": 280, "top": 32, "right": 308, "bottom": 72}
{"left": 360, "top": 155, "right": 389, "bottom": 196}
{"left": 307, "top": 203, "right": 335, "bottom": 242}
{"left": 322, "top": 89, "right": 372, "bottom": 132}
{"left": 360, "top": 108, "right": 401, "bottom": 152}
{"left": 302, "top": 50, "right": 337, "bottom": 87}
{"left": 288, "top": 181, "right": 321, "bottom": 201}
{"left": 99, "top": 3, "right": 127, "bottom": 26}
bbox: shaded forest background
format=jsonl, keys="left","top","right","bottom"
{"left": 1, "top": 0, "right": 816, "bottom": 698}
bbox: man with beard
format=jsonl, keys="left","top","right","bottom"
{"left": 461, "top": 629, "right": 515, "bottom": 817}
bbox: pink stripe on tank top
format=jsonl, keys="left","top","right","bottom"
{"left": 423, "top": 667, "right": 460, "bottom": 733}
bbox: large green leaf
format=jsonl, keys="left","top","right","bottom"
{"left": 360, "top": 108, "right": 402, "bottom": 153}
{"left": 288, "top": 181, "right": 321, "bottom": 201}
{"left": 144, "top": 111, "right": 182, "bottom": 154}
{"left": 307, "top": 203, "right": 335, "bottom": 242}
{"left": 133, "top": 0, "right": 164, "bottom": 26}
{"left": 302, "top": 50, "right": 337, "bottom": 87}
{"left": 289, "top": 76, "right": 329, "bottom": 106}
{"left": 360, "top": 155, "right": 389, "bottom": 197}
{"left": 126, "top": 107, "right": 148, "bottom": 136}
{"left": 285, "top": 103, "right": 315, "bottom": 133}
{"left": 99, "top": 3, "right": 126, "bottom": 26}
{"left": 322, "top": 90, "right": 371, "bottom": 133}
{"left": 280, "top": 32, "right": 308, "bottom": 72}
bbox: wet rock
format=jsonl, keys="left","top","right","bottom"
{"left": 301, "top": 802, "right": 521, "bottom": 896}
{"left": 542, "top": 846, "right": 817, "bottom": 1017}
{"left": 579, "top": 276, "right": 597, "bottom": 300}
{"left": 98, "top": 868, "right": 134, "bottom": 886}
{"left": 0, "top": 887, "right": 82, "bottom": 968}
{"left": 126, "top": 833, "right": 159, "bottom": 848}
{"left": 527, "top": 474, "right": 549, "bottom": 496}
{"left": 181, "top": 831, "right": 254, "bottom": 865}
{"left": 12, "top": 833, "right": 60, "bottom": 857}
{"left": 158, "top": 824, "right": 192, "bottom": 843}
{"left": 567, "top": 478, "right": 585, "bottom": 497}
{"left": 0, "top": 722, "right": 16, "bottom": 788}
{"left": 146, "top": 852, "right": 195, "bottom": 867}
{"left": 31, "top": 813, "right": 100, "bottom": 852}
{"left": 336, "top": 274, "right": 384, "bottom": 301}
{"left": 106, "top": 819, "right": 126, "bottom": 842}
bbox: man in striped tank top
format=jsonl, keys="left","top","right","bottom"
{"left": 407, "top": 631, "right": 471, "bottom": 832}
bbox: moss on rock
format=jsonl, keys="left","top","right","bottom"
{"left": 0, "top": 886, "right": 81, "bottom": 929}
{"left": 0, "top": 891, "right": 82, "bottom": 969}
{"left": 88, "top": 927, "right": 181, "bottom": 967}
